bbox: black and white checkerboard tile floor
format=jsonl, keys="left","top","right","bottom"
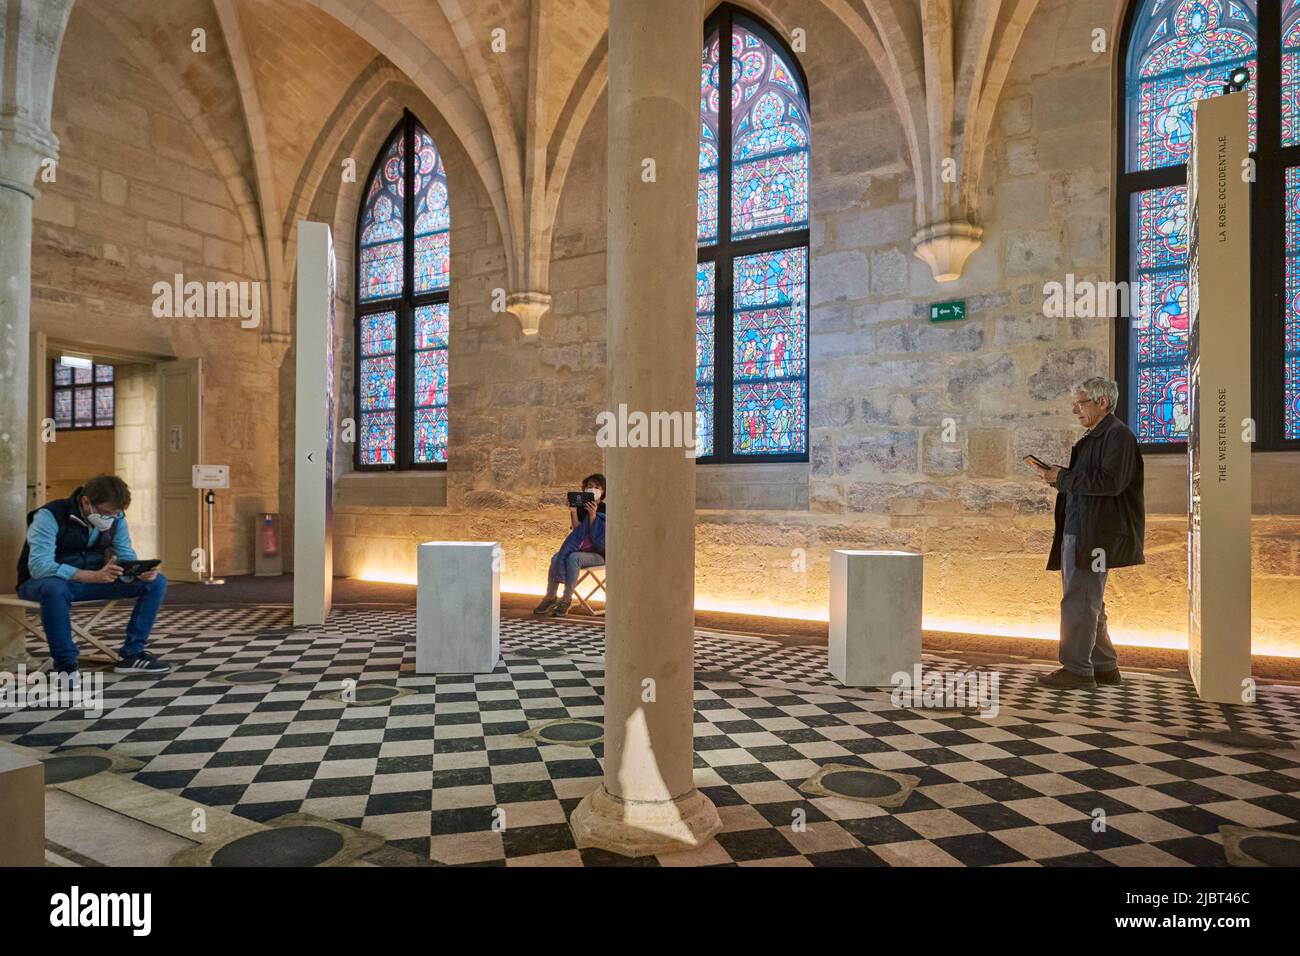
{"left": 4, "top": 605, "right": 1300, "bottom": 866}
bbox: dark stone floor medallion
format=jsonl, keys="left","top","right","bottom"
{"left": 211, "top": 669, "right": 285, "bottom": 686}
{"left": 521, "top": 718, "right": 604, "bottom": 746}
{"left": 354, "top": 684, "right": 401, "bottom": 703}
{"left": 42, "top": 753, "right": 114, "bottom": 785}
{"left": 822, "top": 769, "right": 903, "bottom": 800}
{"left": 799, "top": 763, "right": 920, "bottom": 808}
{"left": 210, "top": 826, "right": 346, "bottom": 867}
{"left": 321, "top": 682, "right": 413, "bottom": 705}
{"left": 1221, "top": 826, "right": 1300, "bottom": 867}
{"left": 169, "top": 813, "right": 386, "bottom": 868}
{"left": 39, "top": 747, "right": 141, "bottom": 786}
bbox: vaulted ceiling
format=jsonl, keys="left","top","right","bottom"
{"left": 52, "top": 0, "right": 1065, "bottom": 336}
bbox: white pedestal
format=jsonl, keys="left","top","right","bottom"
{"left": 0, "top": 744, "right": 44, "bottom": 866}
{"left": 416, "top": 542, "right": 501, "bottom": 674}
{"left": 829, "top": 550, "right": 923, "bottom": 687}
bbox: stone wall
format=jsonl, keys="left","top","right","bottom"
{"left": 32, "top": 11, "right": 283, "bottom": 575}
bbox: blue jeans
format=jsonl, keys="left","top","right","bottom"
{"left": 1058, "top": 534, "right": 1117, "bottom": 677}
{"left": 546, "top": 551, "right": 604, "bottom": 600}
{"left": 16, "top": 574, "right": 168, "bottom": 671}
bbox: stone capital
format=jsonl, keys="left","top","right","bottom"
{"left": 0, "top": 117, "right": 60, "bottom": 198}
{"left": 505, "top": 290, "right": 552, "bottom": 336}
{"left": 911, "top": 220, "right": 984, "bottom": 283}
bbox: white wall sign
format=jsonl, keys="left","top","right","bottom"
{"left": 191, "top": 464, "right": 230, "bottom": 490}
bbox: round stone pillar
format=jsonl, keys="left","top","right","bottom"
{"left": 0, "top": 147, "right": 42, "bottom": 666}
{"left": 568, "top": 0, "right": 721, "bottom": 856}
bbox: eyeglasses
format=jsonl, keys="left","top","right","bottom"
{"left": 1070, "top": 398, "right": 1097, "bottom": 411}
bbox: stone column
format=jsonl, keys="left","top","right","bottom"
{"left": 0, "top": 0, "right": 75, "bottom": 667}
{"left": 569, "top": 0, "right": 720, "bottom": 856}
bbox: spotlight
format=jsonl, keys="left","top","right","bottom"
{"left": 1224, "top": 66, "right": 1250, "bottom": 94}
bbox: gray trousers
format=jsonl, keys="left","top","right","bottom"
{"left": 1059, "top": 533, "right": 1119, "bottom": 676}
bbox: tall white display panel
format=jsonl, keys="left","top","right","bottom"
{"left": 1186, "top": 92, "right": 1252, "bottom": 703}
{"left": 293, "top": 221, "right": 337, "bottom": 627}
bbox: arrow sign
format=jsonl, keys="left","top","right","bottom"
{"left": 306, "top": 451, "right": 315, "bottom": 463}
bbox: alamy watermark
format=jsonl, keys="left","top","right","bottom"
{"left": 595, "top": 403, "right": 701, "bottom": 458}
{"left": 1042, "top": 274, "right": 1166, "bottom": 320}
{"left": 151, "top": 274, "right": 262, "bottom": 328}
{"left": 891, "top": 665, "right": 1000, "bottom": 718}
{"left": 0, "top": 667, "right": 104, "bottom": 718}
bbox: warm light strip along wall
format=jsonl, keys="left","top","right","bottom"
{"left": 353, "top": 568, "right": 1298, "bottom": 658}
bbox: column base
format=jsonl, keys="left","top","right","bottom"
{"left": 570, "top": 785, "right": 721, "bottom": 858}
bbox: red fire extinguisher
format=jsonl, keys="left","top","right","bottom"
{"left": 260, "top": 514, "right": 279, "bottom": 557}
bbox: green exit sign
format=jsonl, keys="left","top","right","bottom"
{"left": 930, "top": 299, "right": 966, "bottom": 322}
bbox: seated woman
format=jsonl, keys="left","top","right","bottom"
{"left": 534, "top": 473, "right": 606, "bottom": 617}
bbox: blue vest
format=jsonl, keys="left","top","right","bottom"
{"left": 16, "top": 489, "right": 119, "bottom": 586}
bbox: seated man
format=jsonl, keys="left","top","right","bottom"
{"left": 533, "top": 473, "right": 607, "bottom": 617}
{"left": 16, "top": 474, "right": 170, "bottom": 678}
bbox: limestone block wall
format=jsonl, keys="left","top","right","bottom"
{"left": 114, "top": 363, "right": 159, "bottom": 559}
{"left": 32, "top": 12, "right": 282, "bottom": 575}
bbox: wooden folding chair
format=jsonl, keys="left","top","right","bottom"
{"left": 0, "top": 594, "right": 123, "bottom": 672}
{"left": 573, "top": 566, "right": 606, "bottom": 617}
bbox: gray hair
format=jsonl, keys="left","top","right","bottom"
{"left": 1073, "top": 376, "right": 1119, "bottom": 413}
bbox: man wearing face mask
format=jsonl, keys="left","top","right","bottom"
{"left": 533, "top": 473, "right": 607, "bottom": 617}
{"left": 16, "top": 474, "right": 170, "bottom": 680}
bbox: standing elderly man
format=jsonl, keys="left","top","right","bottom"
{"left": 1030, "top": 376, "right": 1145, "bottom": 689}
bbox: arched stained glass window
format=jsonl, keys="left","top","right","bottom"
{"left": 1121, "top": 0, "right": 1300, "bottom": 448}
{"left": 355, "top": 111, "right": 450, "bottom": 469}
{"left": 1284, "top": 1, "right": 1300, "bottom": 439}
{"left": 1121, "top": 0, "right": 1257, "bottom": 446}
{"left": 696, "top": 6, "right": 809, "bottom": 462}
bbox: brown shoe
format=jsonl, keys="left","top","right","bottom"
{"left": 1095, "top": 668, "right": 1122, "bottom": 686}
{"left": 1037, "top": 667, "right": 1096, "bottom": 689}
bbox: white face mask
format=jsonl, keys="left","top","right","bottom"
{"left": 84, "top": 504, "right": 116, "bottom": 532}
{"left": 584, "top": 486, "right": 602, "bottom": 502}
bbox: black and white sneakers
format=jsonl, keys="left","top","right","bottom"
{"left": 114, "top": 651, "right": 171, "bottom": 675}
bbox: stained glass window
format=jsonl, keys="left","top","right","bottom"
{"left": 413, "top": 303, "right": 449, "bottom": 464}
{"left": 52, "top": 361, "right": 112, "bottom": 430}
{"left": 413, "top": 126, "right": 451, "bottom": 293}
{"left": 1121, "top": 1, "right": 1259, "bottom": 445}
{"left": 696, "top": 261, "right": 716, "bottom": 456}
{"left": 355, "top": 112, "right": 451, "bottom": 468}
{"left": 697, "top": 10, "right": 809, "bottom": 460}
{"left": 358, "top": 311, "right": 397, "bottom": 465}
{"left": 730, "top": 24, "right": 810, "bottom": 239}
{"left": 1283, "top": 1, "right": 1300, "bottom": 144}
{"left": 1126, "top": 0, "right": 1257, "bottom": 172}
{"left": 733, "top": 248, "right": 807, "bottom": 453}
{"left": 1129, "top": 186, "right": 1192, "bottom": 442}
{"left": 359, "top": 134, "right": 405, "bottom": 302}
{"left": 1286, "top": 167, "right": 1300, "bottom": 439}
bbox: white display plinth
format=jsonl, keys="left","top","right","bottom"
{"left": 829, "top": 550, "right": 923, "bottom": 687}
{"left": 1186, "top": 92, "right": 1253, "bottom": 703}
{"left": 293, "top": 220, "right": 337, "bottom": 627}
{"left": 416, "top": 542, "right": 501, "bottom": 674}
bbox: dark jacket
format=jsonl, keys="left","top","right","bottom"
{"left": 16, "top": 488, "right": 120, "bottom": 587}
{"left": 1047, "top": 414, "right": 1145, "bottom": 571}
{"left": 556, "top": 501, "right": 606, "bottom": 561}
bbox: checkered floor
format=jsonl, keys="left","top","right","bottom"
{"left": 4, "top": 604, "right": 1300, "bottom": 866}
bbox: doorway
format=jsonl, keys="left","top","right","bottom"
{"left": 28, "top": 333, "right": 203, "bottom": 583}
